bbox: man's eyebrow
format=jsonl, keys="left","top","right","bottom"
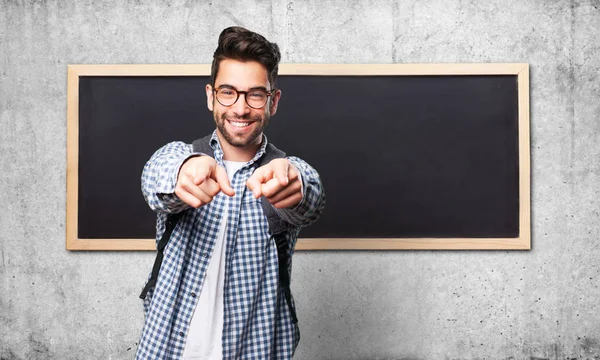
{"left": 216, "top": 84, "right": 270, "bottom": 92}
{"left": 248, "top": 86, "right": 269, "bottom": 92}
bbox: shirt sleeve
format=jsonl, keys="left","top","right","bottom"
{"left": 273, "top": 156, "right": 326, "bottom": 227}
{"left": 140, "top": 141, "right": 205, "bottom": 214}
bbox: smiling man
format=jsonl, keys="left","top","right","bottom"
{"left": 136, "top": 27, "right": 325, "bottom": 360}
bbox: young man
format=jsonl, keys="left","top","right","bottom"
{"left": 136, "top": 27, "right": 326, "bottom": 359}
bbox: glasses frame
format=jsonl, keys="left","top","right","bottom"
{"left": 213, "top": 86, "right": 276, "bottom": 109}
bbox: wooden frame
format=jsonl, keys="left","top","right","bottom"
{"left": 66, "top": 63, "right": 530, "bottom": 250}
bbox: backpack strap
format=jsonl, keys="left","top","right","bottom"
{"left": 139, "top": 211, "right": 184, "bottom": 299}
{"left": 140, "top": 136, "right": 297, "bottom": 324}
{"left": 256, "top": 143, "right": 298, "bottom": 323}
{"left": 191, "top": 134, "right": 216, "bottom": 157}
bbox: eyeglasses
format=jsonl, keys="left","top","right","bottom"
{"left": 213, "top": 86, "right": 275, "bottom": 109}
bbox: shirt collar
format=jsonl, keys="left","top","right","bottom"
{"left": 209, "top": 130, "right": 269, "bottom": 166}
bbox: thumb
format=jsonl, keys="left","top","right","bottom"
{"left": 274, "top": 160, "right": 290, "bottom": 186}
{"left": 213, "top": 165, "right": 235, "bottom": 196}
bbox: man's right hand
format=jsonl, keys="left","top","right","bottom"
{"left": 175, "top": 156, "right": 235, "bottom": 208}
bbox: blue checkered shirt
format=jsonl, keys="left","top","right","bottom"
{"left": 136, "top": 131, "right": 325, "bottom": 359}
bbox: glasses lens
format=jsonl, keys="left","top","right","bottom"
{"left": 216, "top": 88, "right": 237, "bottom": 106}
{"left": 246, "top": 91, "right": 268, "bottom": 108}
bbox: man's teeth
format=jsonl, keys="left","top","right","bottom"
{"left": 230, "top": 121, "right": 251, "bottom": 127}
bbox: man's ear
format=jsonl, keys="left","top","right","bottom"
{"left": 206, "top": 84, "right": 214, "bottom": 111}
{"left": 269, "top": 89, "right": 282, "bottom": 116}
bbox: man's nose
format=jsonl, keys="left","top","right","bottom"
{"left": 232, "top": 93, "right": 250, "bottom": 115}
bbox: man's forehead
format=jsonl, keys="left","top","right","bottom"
{"left": 215, "top": 59, "right": 270, "bottom": 88}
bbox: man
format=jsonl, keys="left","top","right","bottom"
{"left": 136, "top": 26, "right": 326, "bottom": 359}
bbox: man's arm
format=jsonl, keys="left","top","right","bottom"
{"left": 141, "top": 141, "right": 197, "bottom": 214}
{"left": 142, "top": 141, "right": 234, "bottom": 214}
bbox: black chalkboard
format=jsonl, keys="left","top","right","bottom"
{"left": 68, "top": 63, "right": 532, "bottom": 251}
{"left": 77, "top": 73, "right": 521, "bottom": 242}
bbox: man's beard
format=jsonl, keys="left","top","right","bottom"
{"left": 214, "top": 110, "right": 269, "bottom": 148}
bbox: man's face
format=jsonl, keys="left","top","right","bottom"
{"left": 206, "top": 58, "right": 281, "bottom": 148}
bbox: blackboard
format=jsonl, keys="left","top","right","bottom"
{"left": 66, "top": 64, "right": 530, "bottom": 250}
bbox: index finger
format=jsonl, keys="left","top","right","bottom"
{"left": 213, "top": 165, "right": 235, "bottom": 197}
{"left": 246, "top": 165, "right": 271, "bottom": 199}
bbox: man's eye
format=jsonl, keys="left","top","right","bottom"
{"left": 249, "top": 92, "right": 266, "bottom": 99}
{"left": 220, "top": 90, "right": 235, "bottom": 96}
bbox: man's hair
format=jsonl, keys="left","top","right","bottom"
{"left": 210, "top": 26, "right": 281, "bottom": 89}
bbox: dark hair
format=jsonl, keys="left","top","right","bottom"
{"left": 210, "top": 26, "right": 281, "bottom": 89}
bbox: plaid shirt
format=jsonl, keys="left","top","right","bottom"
{"left": 136, "top": 131, "right": 325, "bottom": 359}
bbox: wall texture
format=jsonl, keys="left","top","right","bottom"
{"left": 1, "top": 0, "right": 599, "bottom": 359}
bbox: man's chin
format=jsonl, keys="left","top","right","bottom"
{"left": 216, "top": 117, "right": 266, "bottom": 148}
{"left": 229, "top": 139, "right": 249, "bottom": 148}
{"left": 224, "top": 132, "right": 262, "bottom": 148}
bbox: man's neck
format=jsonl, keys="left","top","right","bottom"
{"left": 217, "top": 131, "right": 262, "bottom": 162}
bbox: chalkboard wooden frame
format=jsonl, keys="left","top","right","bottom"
{"left": 66, "top": 63, "right": 530, "bottom": 251}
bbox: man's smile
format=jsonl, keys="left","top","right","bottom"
{"left": 227, "top": 119, "right": 253, "bottom": 128}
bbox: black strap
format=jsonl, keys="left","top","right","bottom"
{"left": 139, "top": 212, "right": 184, "bottom": 299}
{"left": 274, "top": 232, "right": 297, "bottom": 323}
{"left": 257, "top": 143, "right": 297, "bottom": 323}
{"left": 140, "top": 136, "right": 297, "bottom": 323}
{"left": 191, "top": 134, "right": 214, "bottom": 156}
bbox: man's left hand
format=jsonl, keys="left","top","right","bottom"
{"left": 246, "top": 159, "right": 303, "bottom": 209}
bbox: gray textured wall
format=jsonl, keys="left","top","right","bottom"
{"left": 1, "top": 0, "right": 599, "bottom": 359}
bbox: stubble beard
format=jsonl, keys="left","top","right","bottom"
{"left": 214, "top": 110, "right": 269, "bottom": 148}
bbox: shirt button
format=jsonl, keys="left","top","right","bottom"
{"left": 179, "top": 331, "right": 184, "bottom": 337}
{"left": 191, "top": 292, "right": 197, "bottom": 298}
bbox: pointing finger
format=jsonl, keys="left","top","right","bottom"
{"left": 213, "top": 165, "right": 235, "bottom": 196}
{"left": 246, "top": 166, "right": 271, "bottom": 199}
{"left": 246, "top": 177, "right": 263, "bottom": 199}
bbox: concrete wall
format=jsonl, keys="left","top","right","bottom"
{"left": 1, "top": 0, "right": 599, "bottom": 359}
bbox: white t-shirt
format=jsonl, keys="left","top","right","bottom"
{"left": 182, "top": 160, "right": 247, "bottom": 360}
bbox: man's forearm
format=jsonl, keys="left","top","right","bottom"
{"left": 141, "top": 141, "right": 200, "bottom": 213}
